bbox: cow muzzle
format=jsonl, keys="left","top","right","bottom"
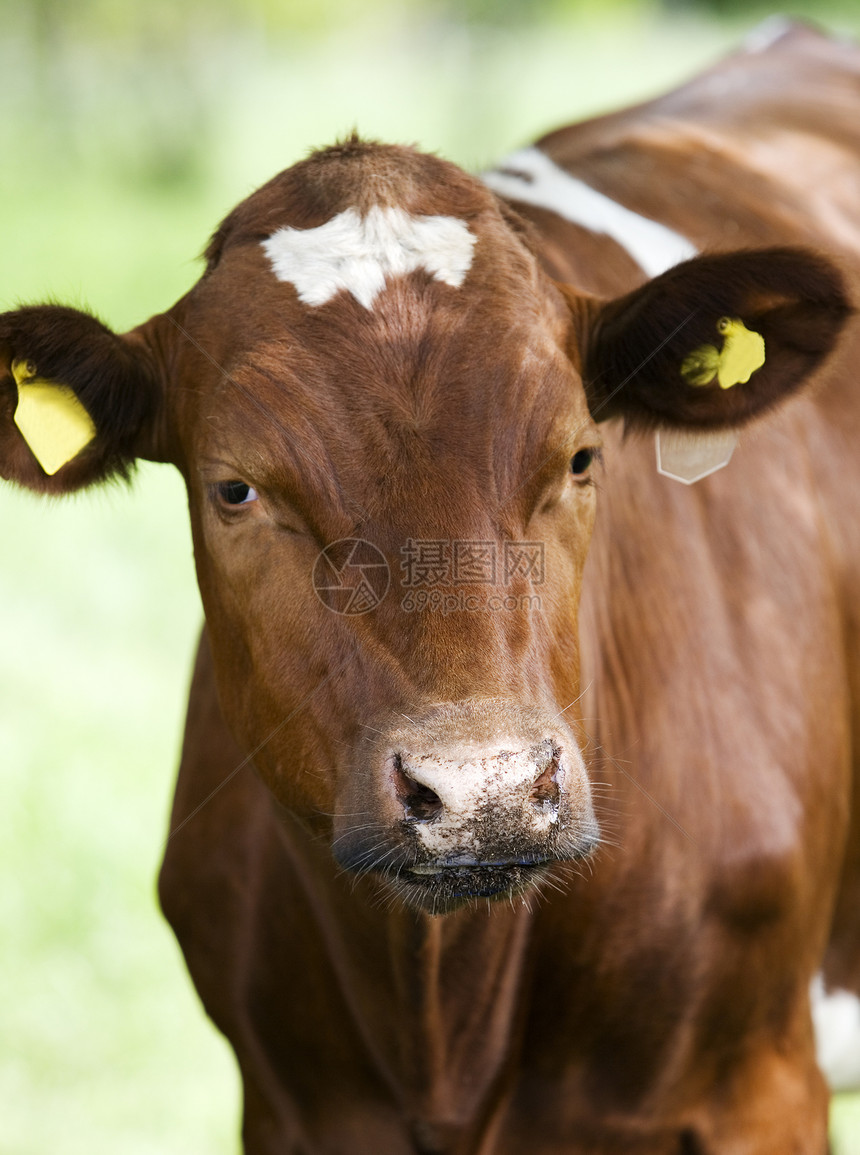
{"left": 333, "top": 701, "right": 599, "bottom": 912}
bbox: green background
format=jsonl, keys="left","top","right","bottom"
{"left": 2, "top": 1, "right": 859, "bottom": 1150}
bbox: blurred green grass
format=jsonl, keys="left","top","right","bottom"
{"left": 2, "top": 3, "right": 860, "bottom": 1152}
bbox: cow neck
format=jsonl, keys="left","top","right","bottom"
{"left": 275, "top": 809, "right": 535, "bottom": 1127}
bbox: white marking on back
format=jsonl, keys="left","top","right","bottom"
{"left": 261, "top": 205, "right": 477, "bottom": 310}
{"left": 811, "top": 974, "right": 860, "bottom": 1091}
{"left": 743, "top": 15, "right": 796, "bottom": 54}
{"left": 482, "top": 146, "right": 697, "bottom": 277}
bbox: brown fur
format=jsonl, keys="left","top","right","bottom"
{"left": 3, "top": 20, "right": 860, "bottom": 1154}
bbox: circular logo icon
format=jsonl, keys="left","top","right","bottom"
{"left": 312, "top": 538, "right": 390, "bottom": 615}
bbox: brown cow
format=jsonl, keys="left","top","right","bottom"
{"left": 3, "top": 20, "right": 860, "bottom": 1155}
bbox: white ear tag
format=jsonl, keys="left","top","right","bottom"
{"left": 11, "top": 359, "right": 97, "bottom": 475}
{"left": 655, "top": 428, "right": 738, "bottom": 485}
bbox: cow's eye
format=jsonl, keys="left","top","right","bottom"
{"left": 216, "top": 480, "right": 258, "bottom": 506}
{"left": 570, "top": 448, "right": 595, "bottom": 477}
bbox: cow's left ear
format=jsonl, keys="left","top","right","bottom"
{"left": 574, "top": 247, "right": 852, "bottom": 429}
{"left": 0, "top": 304, "right": 171, "bottom": 494}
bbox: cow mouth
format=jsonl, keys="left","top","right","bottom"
{"left": 395, "top": 860, "right": 550, "bottom": 909}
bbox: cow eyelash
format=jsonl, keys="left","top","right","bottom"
{"left": 215, "top": 480, "right": 259, "bottom": 506}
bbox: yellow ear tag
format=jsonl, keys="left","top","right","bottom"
{"left": 681, "top": 317, "right": 766, "bottom": 390}
{"left": 11, "top": 359, "right": 97, "bottom": 475}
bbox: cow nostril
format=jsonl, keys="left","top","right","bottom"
{"left": 530, "top": 745, "right": 561, "bottom": 813}
{"left": 392, "top": 755, "right": 443, "bottom": 822}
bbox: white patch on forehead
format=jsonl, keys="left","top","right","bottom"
{"left": 482, "top": 146, "right": 697, "bottom": 278}
{"left": 811, "top": 974, "right": 860, "bottom": 1091}
{"left": 261, "top": 205, "right": 477, "bottom": 310}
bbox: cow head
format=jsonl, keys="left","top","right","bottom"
{"left": 1, "top": 140, "right": 849, "bottom": 912}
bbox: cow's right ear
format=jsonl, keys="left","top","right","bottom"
{"left": 565, "top": 247, "right": 851, "bottom": 431}
{"left": 0, "top": 304, "right": 170, "bottom": 494}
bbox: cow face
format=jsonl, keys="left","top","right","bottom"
{"left": 0, "top": 140, "right": 849, "bottom": 912}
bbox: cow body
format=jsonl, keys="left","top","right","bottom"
{"left": 158, "top": 26, "right": 860, "bottom": 1153}
{"left": 4, "top": 21, "right": 860, "bottom": 1155}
